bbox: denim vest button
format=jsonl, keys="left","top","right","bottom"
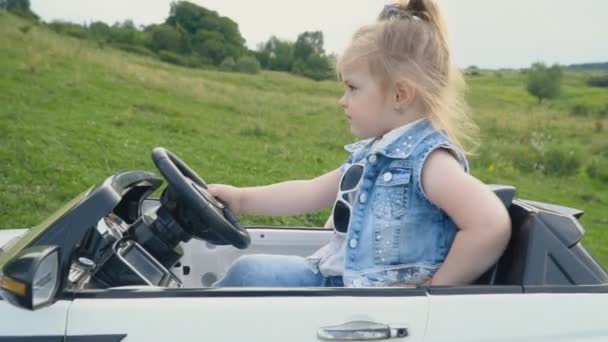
{"left": 375, "top": 234, "right": 381, "bottom": 241}
{"left": 368, "top": 154, "right": 377, "bottom": 164}
{"left": 359, "top": 193, "right": 367, "bottom": 203}
{"left": 352, "top": 279, "right": 362, "bottom": 287}
{"left": 383, "top": 172, "right": 393, "bottom": 182}
{"left": 349, "top": 239, "right": 358, "bottom": 248}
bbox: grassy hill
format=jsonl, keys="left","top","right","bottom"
{"left": 1, "top": 13, "right": 607, "bottom": 266}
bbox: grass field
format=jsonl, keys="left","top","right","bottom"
{"left": 1, "top": 13, "right": 607, "bottom": 266}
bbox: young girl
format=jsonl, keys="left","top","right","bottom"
{"left": 208, "top": 0, "right": 511, "bottom": 288}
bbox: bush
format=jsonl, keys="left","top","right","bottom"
{"left": 543, "top": 148, "right": 582, "bottom": 177}
{"left": 47, "top": 21, "right": 89, "bottom": 39}
{"left": 147, "top": 24, "right": 183, "bottom": 53}
{"left": 526, "top": 62, "right": 562, "bottom": 103}
{"left": 18, "top": 24, "right": 31, "bottom": 34}
{"left": 465, "top": 66, "right": 481, "bottom": 76}
{"left": 234, "top": 56, "right": 260, "bottom": 74}
{"left": 586, "top": 75, "right": 608, "bottom": 88}
{"left": 292, "top": 54, "right": 334, "bottom": 81}
{"left": 586, "top": 158, "right": 608, "bottom": 183}
{"left": 88, "top": 21, "right": 111, "bottom": 40}
{"left": 570, "top": 104, "right": 591, "bottom": 117}
{"left": 500, "top": 143, "right": 543, "bottom": 174}
{"left": 599, "top": 104, "right": 608, "bottom": 118}
{"left": 220, "top": 57, "right": 236, "bottom": 71}
{"left": 157, "top": 50, "right": 206, "bottom": 68}
{"left": 114, "top": 44, "right": 157, "bottom": 58}
{"left": 590, "top": 140, "right": 608, "bottom": 158}
{"left": 511, "top": 148, "right": 544, "bottom": 173}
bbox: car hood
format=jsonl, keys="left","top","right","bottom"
{"left": 0, "top": 229, "right": 28, "bottom": 250}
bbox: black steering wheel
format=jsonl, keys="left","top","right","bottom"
{"left": 151, "top": 147, "right": 250, "bottom": 249}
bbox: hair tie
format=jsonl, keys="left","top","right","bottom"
{"left": 379, "top": 4, "right": 425, "bottom": 21}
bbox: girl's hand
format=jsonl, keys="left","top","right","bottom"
{"left": 207, "top": 184, "right": 243, "bottom": 213}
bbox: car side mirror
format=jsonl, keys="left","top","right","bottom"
{"left": 0, "top": 246, "right": 61, "bottom": 311}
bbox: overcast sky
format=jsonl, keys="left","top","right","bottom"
{"left": 30, "top": 0, "right": 608, "bottom": 69}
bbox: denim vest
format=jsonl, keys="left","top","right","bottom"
{"left": 309, "top": 119, "right": 469, "bottom": 287}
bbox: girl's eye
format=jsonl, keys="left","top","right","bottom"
{"left": 347, "top": 84, "right": 357, "bottom": 91}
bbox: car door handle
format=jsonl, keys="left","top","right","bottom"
{"left": 317, "top": 321, "right": 408, "bottom": 340}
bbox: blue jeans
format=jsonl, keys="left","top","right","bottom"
{"left": 213, "top": 254, "right": 344, "bottom": 287}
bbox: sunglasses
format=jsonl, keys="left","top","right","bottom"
{"left": 332, "top": 164, "right": 365, "bottom": 233}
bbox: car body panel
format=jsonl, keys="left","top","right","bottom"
{"left": 0, "top": 299, "right": 71, "bottom": 338}
{"left": 425, "top": 292, "right": 608, "bottom": 341}
{"left": 67, "top": 292, "right": 429, "bottom": 341}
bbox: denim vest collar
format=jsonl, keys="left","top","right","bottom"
{"left": 344, "top": 119, "right": 438, "bottom": 160}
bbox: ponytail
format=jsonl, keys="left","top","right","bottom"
{"left": 396, "top": 0, "right": 450, "bottom": 57}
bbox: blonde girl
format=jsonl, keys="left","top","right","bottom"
{"left": 209, "top": 0, "right": 510, "bottom": 287}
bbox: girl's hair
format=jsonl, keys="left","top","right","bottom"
{"left": 338, "top": 0, "right": 478, "bottom": 154}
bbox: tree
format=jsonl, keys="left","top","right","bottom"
{"left": 526, "top": 62, "right": 563, "bottom": 103}
{"left": 88, "top": 21, "right": 111, "bottom": 40}
{"left": 191, "top": 29, "right": 228, "bottom": 64}
{"left": 108, "top": 20, "right": 139, "bottom": 45}
{"left": 255, "top": 32, "right": 334, "bottom": 80}
{"left": 294, "top": 31, "right": 324, "bottom": 61}
{"left": 257, "top": 36, "right": 294, "bottom": 71}
{"left": 291, "top": 31, "right": 334, "bottom": 81}
{"left": 253, "top": 43, "right": 271, "bottom": 69}
{"left": 166, "top": 1, "right": 246, "bottom": 64}
{"left": 1, "top": 0, "right": 38, "bottom": 20}
{"left": 147, "top": 24, "right": 183, "bottom": 53}
{"left": 292, "top": 54, "right": 334, "bottom": 81}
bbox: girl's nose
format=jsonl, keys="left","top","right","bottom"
{"left": 339, "top": 94, "right": 347, "bottom": 109}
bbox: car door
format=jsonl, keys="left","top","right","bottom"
{"left": 424, "top": 286, "right": 608, "bottom": 341}
{"left": 66, "top": 287, "right": 430, "bottom": 342}
{"left": 0, "top": 299, "right": 71, "bottom": 341}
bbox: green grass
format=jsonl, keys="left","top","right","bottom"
{"left": 1, "top": 13, "right": 607, "bottom": 266}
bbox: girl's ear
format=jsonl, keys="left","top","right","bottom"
{"left": 393, "top": 80, "right": 416, "bottom": 108}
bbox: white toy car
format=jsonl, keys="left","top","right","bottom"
{"left": 1, "top": 148, "right": 607, "bottom": 342}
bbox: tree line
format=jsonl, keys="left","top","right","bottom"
{"left": 2, "top": 0, "right": 336, "bottom": 80}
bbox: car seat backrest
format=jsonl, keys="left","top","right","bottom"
{"left": 487, "top": 184, "right": 516, "bottom": 209}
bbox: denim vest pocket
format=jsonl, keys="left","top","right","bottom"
{"left": 372, "top": 167, "right": 411, "bottom": 219}
{"left": 373, "top": 220, "right": 401, "bottom": 264}
{"left": 372, "top": 167, "right": 412, "bottom": 265}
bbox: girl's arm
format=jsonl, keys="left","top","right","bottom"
{"left": 421, "top": 149, "right": 512, "bottom": 286}
{"left": 237, "top": 168, "right": 341, "bottom": 216}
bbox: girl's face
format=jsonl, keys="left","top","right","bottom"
{"left": 339, "top": 67, "right": 394, "bottom": 139}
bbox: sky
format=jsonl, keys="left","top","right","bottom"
{"left": 30, "top": 0, "right": 608, "bottom": 69}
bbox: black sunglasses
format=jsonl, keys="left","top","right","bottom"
{"left": 332, "top": 164, "right": 364, "bottom": 233}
